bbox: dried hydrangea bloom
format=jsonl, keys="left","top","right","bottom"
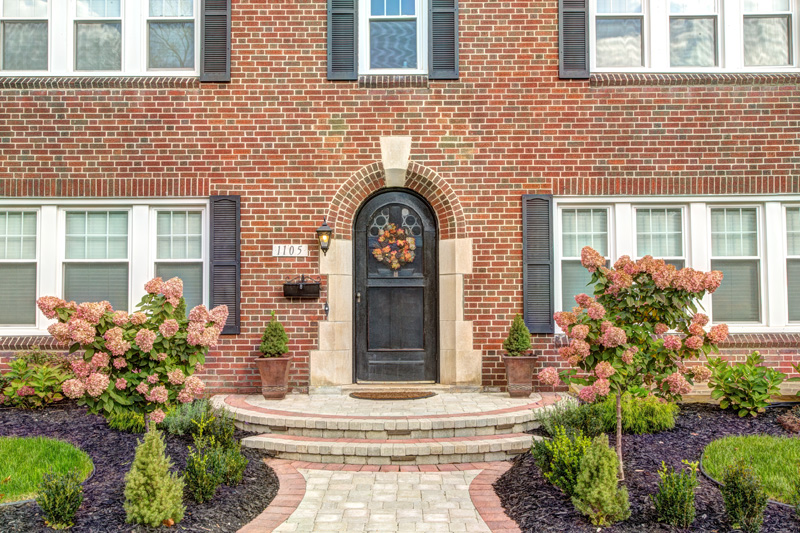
{"left": 91, "top": 352, "right": 110, "bottom": 369}
{"left": 104, "top": 327, "right": 131, "bottom": 356}
{"left": 115, "top": 378, "right": 127, "bottom": 390}
{"left": 149, "top": 409, "right": 166, "bottom": 424}
{"left": 111, "top": 310, "right": 129, "bottom": 326}
{"left": 684, "top": 335, "right": 704, "bottom": 350}
{"left": 68, "top": 318, "right": 96, "bottom": 346}
{"left": 654, "top": 323, "right": 669, "bottom": 335}
{"left": 593, "top": 378, "right": 611, "bottom": 397}
{"left": 37, "top": 296, "right": 67, "bottom": 319}
{"left": 568, "top": 324, "right": 589, "bottom": 340}
{"left": 129, "top": 312, "right": 147, "bottom": 326}
{"left": 663, "top": 335, "right": 682, "bottom": 351}
{"left": 707, "top": 324, "right": 728, "bottom": 344}
{"left": 578, "top": 385, "right": 597, "bottom": 403}
{"left": 159, "top": 319, "right": 179, "bottom": 339}
{"left": 580, "top": 246, "right": 605, "bottom": 273}
{"left": 135, "top": 329, "right": 156, "bottom": 352}
{"left": 75, "top": 301, "right": 112, "bottom": 324}
{"left": 144, "top": 276, "right": 164, "bottom": 294}
{"left": 665, "top": 372, "right": 692, "bottom": 395}
{"left": 599, "top": 326, "right": 627, "bottom": 348}
{"left": 146, "top": 385, "right": 168, "bottom": 404}
{"left": 538, "top": 367, "right": 561, "bottom": 386}
{"left": 62, "top": 379, "right": 86, "bottom": 399}
{"left": 594, "top": 361, "right": 616, "bottom": 379}
{"left": 587, "top": 303, "right": 606, "bottom": 320}
{"left": 85, "top": 373, "right": 110, "bottom": 397}
{"left": 167, "top": 368, "right": 185, "bottom": 385}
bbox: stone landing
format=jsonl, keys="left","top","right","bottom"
{"left": 212, "top": 392, "right": 561, "bottom": 465}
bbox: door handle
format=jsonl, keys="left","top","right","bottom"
{"left": 356, "top": 292, "right": 361, "bottom": 303}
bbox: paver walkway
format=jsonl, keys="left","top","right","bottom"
{"left": 239, "top": 460, "right": 521, "bottom": 533}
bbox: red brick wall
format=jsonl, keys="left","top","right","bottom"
{"left": 2, "top": 1, "right": 800, "bottom": 394}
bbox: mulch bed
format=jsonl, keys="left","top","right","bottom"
{"left": 495, "top": 403, "right": 800, "bottom": 533}
{"left": 0, "top": 402, "right": 278, "bottom": 533}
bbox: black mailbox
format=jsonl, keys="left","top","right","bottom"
{"left": 283, "top": 275, "right": 321, "bottom": 299}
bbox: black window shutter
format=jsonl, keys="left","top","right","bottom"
{"left": 200, "top": 0, "right": 231, "bottom": 82}
{"left": 559, "top": 0, "right": 590, "bottom": 79}
{"left": 328, "top": 0, "right": 358, "bottom": 80}
{"left": 210, "top": 195, "right": 240, "bottom": 334}
{"left": 429, "top": 0, "right": 459, "bottom": 80}
{"left": 522, "top": 195, "right": 554, "bottom": 333}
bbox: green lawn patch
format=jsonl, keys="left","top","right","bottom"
{"left": 703, "top": 435, "right": 800, "bottom": 504}
{"left": 0, "top": 436, "right": 93, "bottom": 503}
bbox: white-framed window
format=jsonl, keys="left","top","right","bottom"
{"left": 0, "top": 210, "right": 38, "bottom": 326}
{"left": 74, "top": 0, "right": 122, "bottom": 71}
{"left": 709, "top": 207, "right": 762, "bottom": 324}
{"left": 0, "top": 0, "right": 198, "bottom": 75}
{"left": 635, "top": 207, "right": 686, "bottom": 268}
{"left": 559, "top": 208, "right": 610, "bottom": 310}
{"left": 669, "top": 0, "right": 718, "bottom": 67}
{"left": 0, "top": 199, "right": 208, "bottom": 335}
{"left": 0, "top": 0, "right": 49, "bottom": 71}
{"left": 595, "top": 0, "right": 645, "bottom": 68}
{"left": 785, "top": 206, "right": 800, "bottom": 321}
{"left": 359, "top": 0, "right": 426, "bottom": 74}
{"left": 744, "top": 0, "right": 793, "bottom": 66}
{"left": 147, "top": 0, "right": 195, "bottom": 70}
{"left": 553, "top": 196, "right": 800, "bottom": 333}
{"left": 153, "top": 209, "right": 204, "bottom": 309}
{"left": 591, "top": 0, "right": 800, "bottom": 72}
{"left": 62, "top": 210, "right": 130, "bottom": 310}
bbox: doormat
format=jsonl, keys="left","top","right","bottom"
{"left": 349, "top": 391, "right": 436, "bottom": 401}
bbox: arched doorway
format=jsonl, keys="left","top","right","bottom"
{"left": 353, "top": 190, "right": 438, "bottom": 382}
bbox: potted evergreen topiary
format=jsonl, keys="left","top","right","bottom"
{"left": 502, "top": 314, "right": 536, "bottom": 397}
{"left": 255, "top": 311, "right": 293, "bottom": 399}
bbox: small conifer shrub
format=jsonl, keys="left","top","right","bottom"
{"left": 502, "top": 314, "right": 532, "bottom": 357}
{"left": 123, "top": 430, "right": 185, "bottom": 528}
{"left": 651, "top": 460, "right": 699, "bottom": 528}
{"left": 542, "top": 425, "right": 592, "bottom": 497}
{"left": 720, "top": 458, "right": 769, "bottom": 533}
{"left": 260, "top": 311, "right": 289, "bottom": 357}
{"left": 571, "top": 434, "right": 631, "bottom": 527}
{"left": 36, "top": 469, "right": 84, "bottom": 530}
{"left": 184, "top": 447, "right": 220, "bottom": 503}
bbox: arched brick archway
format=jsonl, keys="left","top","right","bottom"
{"left": 310, "top": 161, "right": 480, "bottom": 391}
{"left": 327, "top": 162, "right": 466, "bottom": 241}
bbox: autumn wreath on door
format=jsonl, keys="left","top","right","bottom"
{"left": 372, "top": 223, "right": 416, "bottom": 273}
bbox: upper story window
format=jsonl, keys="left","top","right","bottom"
{"left": 360, "top": 0, "right": 426, "bottom": 74}
{"left": 590, "top": 0, "right": 799, "bottom": 72}
{"left": 0, "top": 0, "right": 198, "bottom": 76}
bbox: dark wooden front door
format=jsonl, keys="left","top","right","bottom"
{"left": 355, "top": 190, "right": 438, "bottom": 382}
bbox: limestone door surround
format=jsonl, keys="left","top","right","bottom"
{"left": 308, "top": 137, "right": 481, "bottom": 393}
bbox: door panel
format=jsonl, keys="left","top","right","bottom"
{"left": 355, "top": 191, "right": 438, "bottom": 382}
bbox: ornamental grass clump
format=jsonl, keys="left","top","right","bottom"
{"left": 123, "top": 429, "right": 185, "bottom": 528}
{"left": 37, "top": 277, "right": 227, "bottom": 429}
{"left": 599, "top": 393, "right": 679, "bottom": 435}
{"left": 36, "top": 469, "right": 84, "bottom": 530}
{"left": 707, "top": 351, "right": 785, "bottom": 417}
{"left": 539, "top": 247, "right": 726, "bottom": 478}
{"left": 539, "top": 400, "right": 605, "bottom": 439}
{"left": 720, "top": 458, "right": 769, "bottom": 533}
{"left": 651, "top": 460, "right": 699, "bottom": 529}
{"left": 571, "top": 434, "right": 630, "bottom": 527}
{"left": 502, "top": 314, "right": 532, "bottom": 357}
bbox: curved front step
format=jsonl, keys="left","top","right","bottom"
{"left": 241, "top": 433, "right": 538, "bottom": 465}
{"left": 213, "top": 393, "right": 559, "bottom": 440}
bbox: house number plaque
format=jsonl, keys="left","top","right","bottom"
{"left": 272, "top": 244, "right": 308, "bottom": 257}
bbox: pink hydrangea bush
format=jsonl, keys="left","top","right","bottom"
{"left": 539, "top": 247, "right": 728, "bottom": 476}
{"left": 38, "top": 277, "right": 227, "bottom": 427}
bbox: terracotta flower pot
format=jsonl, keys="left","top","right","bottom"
{"left": 255, "top": 355, "right": 293, "bottom": 399}
{"left": 502, "top": 355, "right": 537, "bottom": 398}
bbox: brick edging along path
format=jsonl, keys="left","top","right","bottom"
{"left": 238, "top": 459, "right": 521, "bottom": 533}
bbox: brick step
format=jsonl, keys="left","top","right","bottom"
{"left": 241, "top": 433, "right": 537, "bottom": 465}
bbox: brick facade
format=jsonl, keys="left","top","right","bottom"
{"left": 2, "top": 1, "right": 799, "bottom": 394}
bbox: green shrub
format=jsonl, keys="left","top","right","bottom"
{"left": 707, "top": 352, "right": 785, "bottom": 417}
{"left": 36, "top": 469, "right": 84, "bottom": 530}
{"left": 599, "top": 393, "right": 679, "bottom": 434}
{"left": 793, "top": 462, "right": 800, "bottom": 520}
{"left": 213, "top": 445, "right": 249, "bottom": 486}
{"left": 572, "top": 434, "right": 630, "bottom": 527}
{"left": 124, "top": 430, "right": 185, "bottom": 528}
{"left": 502, "top": 314, "right": 532, "bottom": 357}
{"left": 106, "top": 410, "right": 145, "bottom": 433}
{"left": 651, "top": 460, "right": 699, "bottom": 528}
{"left": 184, "top": 446, "right": 220, "bottom": 503}
{"left": 541, "top": 425, "right": 592, "bottom": 497}
{"left": 2, "top": 354, "right": 71, "bottom": 409}
{"left": 720, "top": 458, "right": 769, "bottom": 533}
{"left": 260, "top": 311, "right": 289, "bottom": 357}
{"left": 204, "top": 408, "right": 237, "bottom": 450}
{"left": 539, "top": 400, "right": 605, "bottom": 438}
{"left": 161, "top": 400, "right": 211, "bottom": 436}
{"left": 531, "top": 437, "right": 554, "bottom": 474}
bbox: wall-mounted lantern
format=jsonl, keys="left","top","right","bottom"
{"left": 316, "top": 217, "right": 333, "bottom": 256}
